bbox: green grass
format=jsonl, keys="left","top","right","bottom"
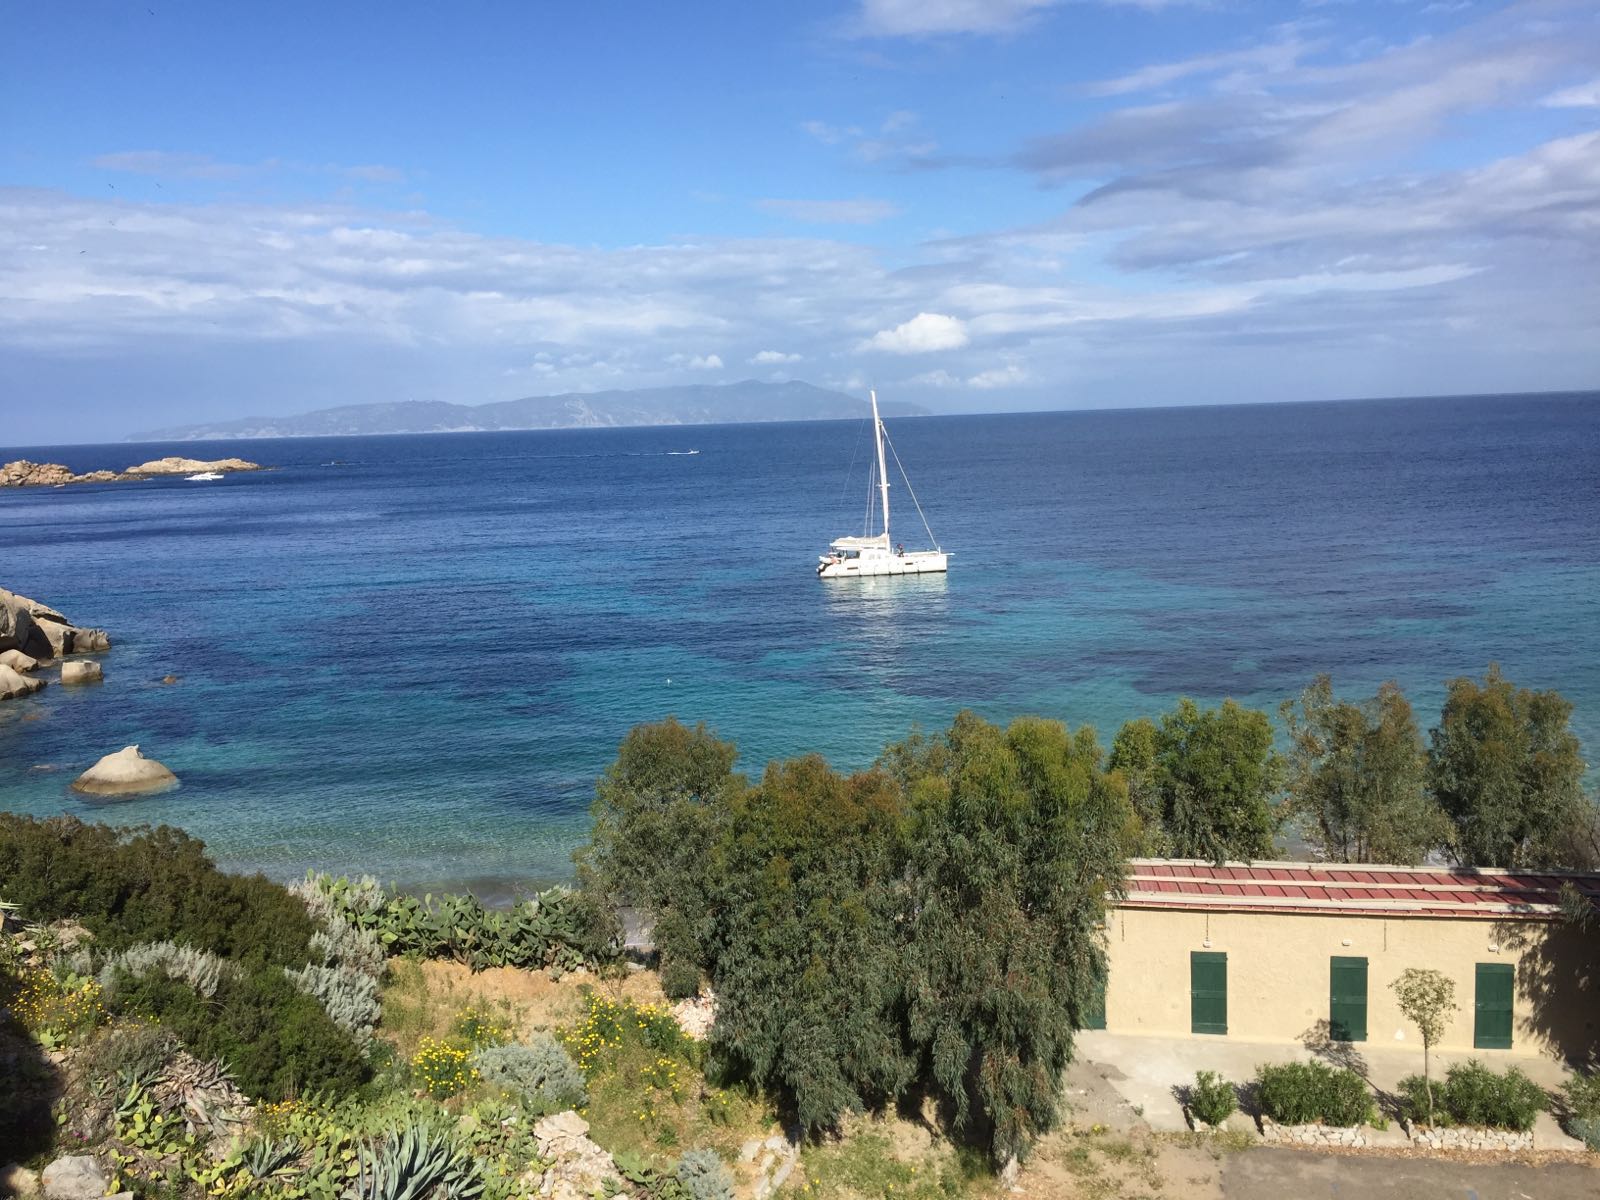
{"left": 796, "top": 1129, "right": 988, "bottom": 1200}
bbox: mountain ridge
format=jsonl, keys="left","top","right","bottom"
{"left": 128, "top": 380, "right": 928, "bottom": 441}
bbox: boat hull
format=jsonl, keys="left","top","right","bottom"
{"left": 818, "top": 551, "right": 948, "bottom": 579}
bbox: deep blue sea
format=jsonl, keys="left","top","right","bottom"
{"left": 3, "top": 392, "right": 1598, "bottom": 896}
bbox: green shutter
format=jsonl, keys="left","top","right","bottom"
{"left": 1329, "top": 956, "right": 1368, "bottom": 1042}
{"left": 1474, "top": 963, "right": 1514, "bottom": 1050}
{"left": 1084, "top": 970, "right": 1106, "bottom": 1030}
{"left": 1190, "top": 951, "right": 1227, "bottom": 1035}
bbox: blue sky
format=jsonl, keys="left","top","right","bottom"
{"left": 2, "top": 0, "right": 1597, "bottom": 441}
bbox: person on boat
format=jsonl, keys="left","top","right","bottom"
{"left": 895, "top": 542, "right": 904, "bottom": 556}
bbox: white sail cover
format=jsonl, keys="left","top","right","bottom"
{"left": 828, "top": 533, "right": 891, "bottom": 551}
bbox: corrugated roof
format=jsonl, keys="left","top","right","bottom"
{"left": 1116, "top": 859, "right": 1600, "bottom": 920}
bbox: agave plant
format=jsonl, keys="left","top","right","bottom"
{"left": 240, "top": 1134, "right": 303, "bottom": 1180}
{"left": 152, "top": 1051, "right": 252, "bottom": 1141}
{"left": 346, "top": 1124, "right": 485, "bottom": 1200}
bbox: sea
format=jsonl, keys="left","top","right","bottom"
{"left": 2, "top": 391, "right": 1597, "bottom": 898}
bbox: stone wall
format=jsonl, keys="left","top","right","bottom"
{"left": 1404, "top": 1123, "right": 1533, "bottom": 1151}
{"left": 1259, "top": 1117, "right": 1372, "bottom": 1147}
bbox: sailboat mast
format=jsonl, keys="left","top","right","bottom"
{"left": 871, "top": 389, "right": 891, "bottom": 541}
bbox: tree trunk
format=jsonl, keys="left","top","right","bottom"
{"left": 1423, "top": 1039, "right": 1434, "bottom": 1127}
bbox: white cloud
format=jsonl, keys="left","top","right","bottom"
{"left": 909, "top": 369, "right": 961, "bottom": 387}
{"left": 758, "top": 197, "right": 902, "bottom": 225}
{"left": 864, "top": 312, "right": 971, "bottom": 354}
{"left": 751, "top": 350, "right": 802, "bottom": 364}
{"left": 92, "top": 150, "right": 405, "bottom": 183}
{"left": 670, "top": 353, "right": 724, "bottom": 370}
{"left": 967, "top": 364, "right": 1028, "bottom": 388}
{"left": 854, "top": 0, "right": 1059, "bottom": 37}
{"left": 1542, "top": 79, "right": 1600, "bottom": 108}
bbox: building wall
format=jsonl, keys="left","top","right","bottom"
{"left": 1103, "top": 905, "right": 1598, "bottom": 1061}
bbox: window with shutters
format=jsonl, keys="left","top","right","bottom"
{"left": 1190, "top": 951, "right": 1227, "bottom": 1035}
{"left": 1329, "top": 956, "right": 1368, "bottom": 1042}
{"left": 1474, "top": 962, "right": 1514, "bottom": 1050}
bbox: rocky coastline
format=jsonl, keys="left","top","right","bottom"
{"left": 0, "top": 456, "right": 261, "bottom": 489}
{"left": 0, "top": 587, "right": 179, "bottom": 794}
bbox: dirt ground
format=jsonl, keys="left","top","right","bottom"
{"left": 379, "top": 958, "right": 668, "bottom": 1055}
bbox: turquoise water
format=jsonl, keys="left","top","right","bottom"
{"left": 2, "top": 392, "right": 1597, "bottom": 895}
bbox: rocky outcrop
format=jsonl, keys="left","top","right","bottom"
{"left": 123, "top": 456, "right": 260, "bottom": 476}
{"left": 71, "top": 746, "right": 177, "bottom": 797}
{"left": 0, "top": 663, "right": 45, "bottom": 699}
{"left": 60, "top": 661, "right": 102, "bottom": 685}
{"left": 1, "top": 648, "right": 40, "bottom": 672}
{"left": 532, "top": 1111, "right": 620, "bottom": 1200}
{"left": 0, "top": 588, "right": 110, "bottom": 662}
{"left": 1, "top": 457, "right": 260, "bottom": 488}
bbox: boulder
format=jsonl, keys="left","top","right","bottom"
{"left": 0, "top": 648, "right": 39, "bottom": 673}
{"left": 0, "top": 663, "right": 46, "bottom": 699}
{"left": 60, "top": 661, "right": 103, "bottom": 685}
{"left": 0, "top": 1163, "right": 39, "bottom": 1196}
{"left": 71, "top": 746, "right": 177, "bottom": 797}
{"left": 40, "top": 1156, "right": 106, "bottom": 1200}
{"left": 1, "top": 590, "right": 106, "bottom": 659}
{"left": 0, "top": 593, "right": 39, "bottom": 654}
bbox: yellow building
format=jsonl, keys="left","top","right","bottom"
{"left": 1098, "top": 859, "right": 1600, "bottom": 1062}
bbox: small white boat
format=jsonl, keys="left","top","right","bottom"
{"left": 184, "top": 471, "right": 224, "bottom": 481}
{"left": 818, "top": 390, "right": 948, "bottom": 579}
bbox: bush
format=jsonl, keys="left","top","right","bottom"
{"left": 0, "top": 815, "right": 315, "bottom": 967}
{"left": 1564, "top": 1070, "right": 1600, "bottom": 1122}
{"left": 1398, "top": 1060, "right": 1547, "bottom": 1131}
{"left": 1188, "top": 1070, "right": 1236, "bottom": 1126}
{"left": 473, "top": 1035, "right": 588, "bottom": 1113}
{"left": 674, "top": 1148, "right": 734, "bottom": 1200}
{"left": 98, "top": 940, "right": 238, "bottom": 999}
{"left": 294, "top": 871, "right": 605, "bottom": 973}
{"left": 412, "top": 1037, "right": 478, "bottom": 1099}
{"left": 110, "top": 963, "right": 368, "bottom": 1100}
{"left": 1255, "top": 1061, "right": 1373, "bottom": 1127}
{"left": 285, "top": 962, "right": 381, "bottom": 1042}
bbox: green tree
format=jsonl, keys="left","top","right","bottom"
{"left": 708, "top": 756, "right": 913, "bottom": 1132}
{"left": 1429, "top": 665, "right": 1592, "bottom": 868}
{"left": 1116, "top": 699, "right": 1281, "bottom": 863}
{"left": 895, "top": 712, "right": 1134, "bottom": 1166}
{"left": 1391, "top": 968, "right": 1457, "bottom": 1127}
{"left": 1280, "top": 676, "right": 1447, "bottom": 864}
{"left": 1107, "top": 716, "right": 1164, "bottom": 854}
{"left": 576, "top": 718, "right": 744, "bottom": 997}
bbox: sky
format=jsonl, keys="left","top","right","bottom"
{"left": 2, "top": 0, "right": 1597, "bottom": 443}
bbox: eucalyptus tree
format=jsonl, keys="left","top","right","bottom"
{"left": 1280, "top": 675, "right": 1447, "bottom": 864}
{"left": 1429, "top": 665, "right": 1591, "bottom": 869}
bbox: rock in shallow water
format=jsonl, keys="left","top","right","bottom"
{"left": 0, "top": 648, "right": 40, "bottom": 673}
{"left": 71, "top": 745, "right": 177, "bottom": 796}
{"left": 0, "top": 663, "right": 46, "bottom": 699}
{"left": 60, "top": 660, "right": 103, "bottom": 685}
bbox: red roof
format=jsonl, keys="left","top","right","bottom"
{"left": 1116, "top": 859, "right": 1600, "bottom": 921}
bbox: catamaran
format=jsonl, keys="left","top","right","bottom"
{"left": 817, "top": 390, "right": 948, "bottom": 578}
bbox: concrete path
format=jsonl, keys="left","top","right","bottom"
{"left": 1223, "top": 1148, "right": 1598, "bottom": 1199}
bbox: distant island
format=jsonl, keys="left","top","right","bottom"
{"left": 129, "top": 380, "right": 928, "bottom": 441}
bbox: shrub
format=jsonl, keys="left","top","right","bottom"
{"left": 74, "top": 1021, "right": 180, "bottom": 1087}
{"left": 472, "top": 1035, "right": 588, "bottom": 1114}
{"left": 110, "top": 963, "right": 368, "bottom": 1100}
{"left": 412, "top": 1037, "right": 478, "bottom": 1099}
{"left": 1255, "top": 1061, "right": 1373, "bottom": 1127}
{"left": 0, "top": 815, "right": 315, "bottom": 967}
{"left": 1398, "top": 1060, "right": 1547, "bottom": 1131}
{"left": 3, "top": 963, "right": 105, "bottom": 1047}
{"left": 1188, "top": 1070, "right": 1236, "bottom": 1126}
{"left": 674, "top": 1148, "right": 735, "bottom": 1200}
{"left": 310, "top": 914, "right": 387, "bottom": 980}
{"left": 1564, "top": 1070, "right": 1600, "bottom": 1122}
{"left": 99, "top": 940, "right": 238, "bottom": 999}
{"left": 285, "top": 962, "right": 381, "bottom": 1042}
